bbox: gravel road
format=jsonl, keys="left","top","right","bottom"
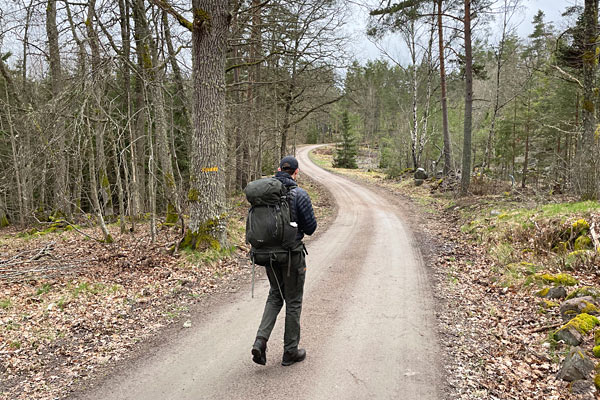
{"left": 76, "top": 144, "right": 441, "bottom": 400}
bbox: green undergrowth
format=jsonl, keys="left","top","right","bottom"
{"left": 310, "top": 147, "right": 600, "bottom": 291}
{"left": 309, "top": 146, "right": 454, "bottom": 213}
{"left": 313, "top": 145, "right": 599, "bottom": 291}
{"left": 462, "top": 199, "right": 599, "bottom": 289}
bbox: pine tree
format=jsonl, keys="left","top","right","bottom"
{"left": 333, "top": 111, "right": 358, "bottom": 169}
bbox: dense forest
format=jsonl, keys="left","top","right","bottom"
{"left": 0, "top": 0, "right": 598, "bottom": 246}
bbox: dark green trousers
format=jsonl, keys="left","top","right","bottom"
{"left": 256, "top": 250, "right": 306, "bottom": 353}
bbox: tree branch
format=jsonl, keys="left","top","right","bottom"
{"left": 550, "top": 64, "right": 583, "bottom": 88}
{"left": 292, "top": 94, "right": 345, "bottom": 126}
{"left": 148, "top": 0, "right": 193, "bottom": 31}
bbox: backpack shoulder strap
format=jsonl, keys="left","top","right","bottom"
{"left": 286, "top": 186, "right": 298, "bottom": 222}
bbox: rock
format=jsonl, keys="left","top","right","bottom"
{"left": 548, "top": 286, "right": 568, "bottom": 299}
{"left": 557, "top": 347, "right": 595, "bottom": 382}
{"left": 541, "top": 299, "right": 559, "bottom": 309}
{"left": 183, "top": 320, "right": 192, "bottom": 328}
{"left": 568, "top": 286, "right": 600, "bottom": 300}
{"left": 414, "top": 168, "right": 428, "bottom": 180}
{"left": 490, "top": 210, "right": 501, "bottom": 216}
{"left": 414, "top": 179, "right": 424, "bottom": 187}
{"left": 536, "top": 273, "right": 578, "bottom": 286}
{"left": 536, "top": 286, "right": 567, "bottom": 299}
{"left": 555, "top": 313, "right": 600, "bottom": 346}
{"left": 555, "top": 325, "right": 584, "bottom": 346}
{"left": 570, "top": 379, "right": 597, "bottom": 396}
{"left": 560, "top": 296, "right": 599, "bottom": 321}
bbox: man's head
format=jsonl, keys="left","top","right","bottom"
{"left": 279, "top": 156, "right": 299, "bottom": 179}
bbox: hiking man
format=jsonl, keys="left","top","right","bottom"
{"left": 251, "top": 156, "right": 317, "bottom": 366}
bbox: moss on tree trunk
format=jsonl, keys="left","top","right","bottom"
{"left": 178, "top": 215, "right": 227, "bottom": 251}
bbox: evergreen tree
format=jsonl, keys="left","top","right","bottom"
{"left": 333, "top": 111, "right": 358, "bottom": 169}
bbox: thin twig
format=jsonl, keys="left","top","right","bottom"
{"left": 527, "top": 322, "right": 562, "bottom": 334}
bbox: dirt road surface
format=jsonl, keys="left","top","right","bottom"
{"left": 75, "top": 145, "right": 441, "bottom": 400}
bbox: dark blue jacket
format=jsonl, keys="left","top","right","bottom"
{"left": 275, "top": 171, "right": 317, "bottom": 242}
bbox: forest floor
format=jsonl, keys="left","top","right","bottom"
{"left": 3, "top": 146, "right": 600, "bottom": 400}
{"left": 310, "top": 145, "right": 600, "bottom": 400}
{"left": 0, "top": 176, "right": 334, "bottom": 400}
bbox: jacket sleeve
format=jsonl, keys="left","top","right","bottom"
{"left": 295, "top": 188, "right": 317, "bottom": 236}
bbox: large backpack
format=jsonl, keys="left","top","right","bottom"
{"left": 244, "top": 177, "right": 298, "bottom": 268}
{"left": 245, "top": 177, "right": 307, "bottom": 298}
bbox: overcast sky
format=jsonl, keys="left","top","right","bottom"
{"left": 347, "top": 0, "right": 580, "bottom": 65}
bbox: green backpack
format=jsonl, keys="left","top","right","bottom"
{"left": 245, "top": 177, "right": 307, "bottom": 298}
{"left": 245, "top": 177, "right": 298, "bottom": 267}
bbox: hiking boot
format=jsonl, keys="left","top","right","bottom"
{"left": 281, "top": 348, "right": 306, "bottom": 366}
{"left": 251, "top": 337, "right": 267, "bottom": 365}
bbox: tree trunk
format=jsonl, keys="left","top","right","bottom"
{"left": 3, "top": 98, "right": 24, "bottom": 226}
{"left": 438, "top": 0, "right": 452, "bottom": 175}
{"left": 409, "top": 20, "right": 419, "bottom": 169}
{"left": 246, "top": 0, "right": 261, "bottom": 183}
{"left": 132, "top": 0, "right": 149, "bottom": 214}
{"left": 143, "top": 3, "right": 181, "bottom": 221}
{"left": 147, "top": 113, "right": 157, "bottom": 243}
{"left": 153, "top": 70, "right": 181, "bottom": 218}
{"left": 87, "top": 0, "right": 113, "bottom": 217}
{"left": 280, "top": 85, "right": 294, "bottom": 157}
{"left": 163, "top": 11, "right": 192, "bottom": 130}
{"left": 22, "top": 0, "right": 34, "bottom": 101}
{"left": 87, "top": 123, "right": 113, "bottom": 243}
{"left": 112, "top": 138, "right": 126, "bottom": 234}
{"left": 576, "top": 0, "right": 599, "bottom": 199}
{"left": 117, "top": 0, "right": 140, "bottom": 226}
{"left": 185, "top": 0, "right": 230, "bottom": 249}
{"left": 511, "top": 98, "right": 517, "bottom": 177}
{"left": 483, "top": 0, "right": 511, "bottom": 171}
{"left": 522, "top": 96, "right": 531, "bottom": 188}
{"left": 46, "top": 0, "right": 69, "bottom": 217}
{"left": 460, "top": 0, "right": 473, "bottom": 195}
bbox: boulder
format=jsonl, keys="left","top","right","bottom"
{"left": 554, "top": 325, "right": 584, "bottom": 346}
{"left": 557, "top": 347, "right": 595, "bottom": 382}
{"left": 414, "top": 179, "right": 424, "bottom": 187}
{"left": 567, "top": 286, "right": 600, "bottom": 300}
{"left": 570, "top": 379, "right": 597, "bottom": 397}
{"left": 554, "top": 313, "right": 600, "bottom": 345}
{"left": 560, "top": 296, "right": 599, "bottom": 321}
{"left": 414, "top": 168, "right": 428, "bottom": 180}
{"left": 536, "top": 273, "right": 578, "bottom": 286}
{"left": 536, "top": 286, "right": 567, "bottom": 300}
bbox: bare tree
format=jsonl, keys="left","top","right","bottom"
{"left": 460, "top": 0, "right": 473, "bottom": 195}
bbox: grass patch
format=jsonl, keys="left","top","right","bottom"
{"left": 182, "top": 245, "right": 237, "bottom": 265}
{"left": 0, "top": 299, "right": 12, "bottom": 309}
{"left": 36, "top": 283, "right": 52, "bottom": 296}
{"left": 70, "top": 281, "right": 105, "bottom": 297}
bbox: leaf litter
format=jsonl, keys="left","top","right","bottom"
{"left": 0, "top": 176, "right": 333, "bottom": 400}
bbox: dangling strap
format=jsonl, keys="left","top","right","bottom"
{"left": 270, "top": 254, "right": 284, "bottom": 300}
{"left": 251, "top": 255, "right": 256, "bottom": 298}
{"left": 287, "top": 249, "right": 292, "bottom": 277}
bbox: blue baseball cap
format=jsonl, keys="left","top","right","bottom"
{"left": 280, "top": 156, "right": 299, "bottom": 171}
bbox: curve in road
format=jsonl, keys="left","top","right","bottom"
{"left": 76, "top": 144, "right": 441, "bottom": 400}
